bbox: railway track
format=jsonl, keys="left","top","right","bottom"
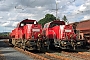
{"left": 61, "top": 51, "right": 90, "bottom": 60}
{"left": 4, "top": 39, "right": 90, "bottom": 60}
{"left": 33, "top": 53, "right": 57, "bottom": 60}
{"left": 15, "top": 47, "right": 71, "bottom": 60}
{"left": 78, "top": 52, "right": 90, "bottom": 56}
{"left": 4, "top": 39, "right": 71, "bottom": 60}
{"left": 0, "top": 51, "right": 6, "bottom": 60}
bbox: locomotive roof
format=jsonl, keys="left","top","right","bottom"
{"left": 17, "top": 19, "right": 38, "bottom": 27}
{"left": 44, "top": 20, "right": 65, "bottom": 28}
{"left": 20, "top": 19, "right": 37, "bottom": 23}
{"left": 50, "top": 20, "right": 65, "bottom": 24}
{"left": 46, "top": 20, "right": 65, "bottom": 24}
{"left": 46, "top": 20, "right": 65, "bottom": 25}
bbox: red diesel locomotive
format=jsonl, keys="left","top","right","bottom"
{"left": 9, "top": 19, "right": 49, "bottom": 51}
{"left": 43, "top": 20, "right": 85, "bottom": 50}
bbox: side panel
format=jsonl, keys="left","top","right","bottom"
{"left": 11, "top": 28, "right": 19, "bottom": 39}
{"left": 26, "top": 24, "right": 32, "bottom": 39}
{"left": 53, "top": 26, "right": 60, "bottom": 39}
{"left": 23, "top": 25, "right": 29, "bottom": 39}
{"left": 18, "top": 28, "right": 23, "bottom": 39}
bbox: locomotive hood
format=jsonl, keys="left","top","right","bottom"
{"left": 43, "top": 20, "right": 76, "bottom": 40}
{"left": 51, "top": 25, "right": 76, "bottom": 40}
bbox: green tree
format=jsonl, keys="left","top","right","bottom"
{"left": 62, "top": 15, "right": 69, "bottom": 24}
{"left": 38, "top": 14, "right": 56, "bottom": 27}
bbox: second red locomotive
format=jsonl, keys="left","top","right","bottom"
{"left": 43, "top": 20, "right": 85, "bottom": 50}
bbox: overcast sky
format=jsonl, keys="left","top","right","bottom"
{"left": 0, "top": 0, "right": 90, "bottom": 32}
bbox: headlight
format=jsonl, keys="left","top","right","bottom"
{"left": 38, "top": 34, "right": 41, "bottom": 37}
{"left": 77, "top": 42, "right": 80, "bottom": 44}
{"left": 61, "top": 41, "right": 64, "bottom": 44}
{"left": 64, "top": 42, "right": 67, "bottom": 44}
{"left": 44, "top": 42, "right": 47, "bottom": 44}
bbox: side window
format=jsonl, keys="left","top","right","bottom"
{"left": 44, "top": 24, "right": 47, "bottom": 28}
{"left": 44, "top": 25, "right": 46, "bottom": 28}
{"left": 49, "top": 24, "right": 52, "bottom": 28}
{"left": 45, "top": 24, "right": 47, "bottom": 28}
{"left": 49, "top": 23, "right": 57, "bottom": 28}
